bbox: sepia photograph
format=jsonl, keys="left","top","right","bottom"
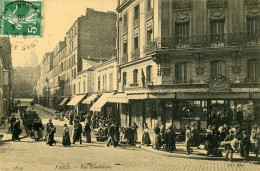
{"left": 0, "top": 0, "right": 260, "bottom": 170}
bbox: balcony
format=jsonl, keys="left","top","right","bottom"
{"left": 133, "top": 18, "right": 139, "bottom": 28}
{"left": 144, "top": 32, "right": 260, "bottom": 54}
{"left": 121, "top": 53, "right": 128, "bottom": 64}
{"left": 131, "top": 48, "right": 140, "bottom": 61}
{"left": 173, "top": 0, "right": 192, "bottom": 10}
{"left": 244, "top": 0, "right": 260, "bottom": 4}
{"left": 146, "top": 9, "right": 153, "bottom": 20}
{"left": 208, "top": 0, "right": 227, "bottom": 8}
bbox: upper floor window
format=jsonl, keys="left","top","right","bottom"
{"left": 134, "top": 5, "right": 139, "bottom": 21}
{"left": 109, "top": 73, "right": 113, "bottom": 91}
{"left": 211, "top": 61, "right": 226, "bottom": 79}
{"left": 134, "top": 36, "right": 139, "bottom": 49}
{"left": 123, "top": 72, "right": 127, "bottom": 86}
{"left": 78, "top": 82, "right": 81, "bottom": 93}
{"left": 147, "top": 29, "right": 153, "bottom": 44}
{"left": 208, "top": 0, "right": 227, "bottom": 7}
{"left": 173, "top": 0, "right": 191, "bottom": 10}
{"left": 74, "top": 68, "right": 76, "bottom": 79}
{"left": 123, "top": 13, "right": 128, "bottom": 29}
{"left": 247, "top": 59, "right": 260, "bottom": 82}
{"left": 98, "top": 76, "right": 100, "bottom": 91}
{"left": 175, "top": 63, "right": 187, "bottom": 83}
{"left": 133, "top": 69, "right": 138, "bottom": 83}
{"left": 83, "top": 81, "right": 85, "bottom": 92}
{"left": 146, "top": 65, "right": 152, "bottom": 82}
{"left": 247, "top": 17, "right": 260, "bottom": 42}
{"left": 123, "top": 42, "right": 128, "bottom": 54}
{"left": 175, "top": 22, "right": 189, "bottom": 46}
{"left": 210, "top": 20, "right": 225, "bottom": 46}
{"left": 147, "top": 0, "right": 152, "bottom": 11}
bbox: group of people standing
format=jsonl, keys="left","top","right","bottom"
{"left": 32, "top": 119, "right": 44, "bottom": 141}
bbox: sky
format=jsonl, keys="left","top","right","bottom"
{"left": 11, "top": 0, "right": 117, "bottom": 67}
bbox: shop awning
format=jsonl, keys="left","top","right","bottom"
{"left": 107, "top": 93, "right": 129, "bottom": 103}
{"left": 59, "top": 97, "right": 69, "bottom": 106}
{"left": 67, "top": 95, "right": 86, "bottom": 106}
{"left": 82, "top": 94, "right": 99, "bottom": 104}
{"left": 90, "top": 93, "right": 114, "bottom": 112}
{"left": 127, "top": 93, "right": 175, "bottom": 100}
{"left": 176, "top": 92, "right": 250, "bottom": 99}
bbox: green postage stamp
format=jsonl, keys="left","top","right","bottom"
{"left": 0, "top": 0, "right": 42, "bottom": 37}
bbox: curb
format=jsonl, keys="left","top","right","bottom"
{"left": 1, "top": 135, "right": 28, "bottom": 143}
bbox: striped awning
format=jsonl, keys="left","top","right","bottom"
{"left": 82, "top": 94, "right": 99, "bottom": 104}
{"left": 90, "top": 93, "right": 114, "bottom": 112}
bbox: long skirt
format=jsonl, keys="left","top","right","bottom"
{"left": 47, "top": 133, "right": 56, "bottom": 146}
{"left": 38, "top": 128, "right": 43, "bottom": 139}
{"left": 142, "top": 132, "right": 151, "bottom": 145}
{"left": 62, "top": 132, "right": 71, "bottom": 146}
{"left": 134, "top": 131, "right": 138, "bottom": 142}
{"left": 34, "top": 130, "right": 39, "bottom": 139}
{"left": 85, "top": 131, "right": 91, "bottom": 143}
{"left": 154, "top": 134, "right": 161, "bottom": 149}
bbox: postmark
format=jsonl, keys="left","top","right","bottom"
{"left": 0, "top": 0, "right": 42, "bottom": 37}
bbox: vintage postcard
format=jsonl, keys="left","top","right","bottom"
{"left": 0, "top": 0, "right": 260, "bottom": 171}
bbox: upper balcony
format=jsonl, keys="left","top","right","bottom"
{"left": 144, "top": 32, "right": 260, "bottom": 54}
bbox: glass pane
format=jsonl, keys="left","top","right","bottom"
{"left": 211, "top": 62, "right": 218, "bottom": 79}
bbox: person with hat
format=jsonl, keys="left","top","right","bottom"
{"left": 132, "top": 122, "right": 138, "bottom": 143}
{"left": 12, "top": 118, "right": 21, "bottom": 141}
{"left": 107, "top": 121, "right": 116, "bottom": 147}
{"left": 44, "top": 119, "right": 52, "bottom": 141}
{"left": 46, "top": 123, "right": 56, "bottom": 146}
{"left": 241, "top": 131, "right": 251, "bottom": 161}
{"left": 73, "top": 119, "right": 83, "bottom": 144}
{"left": 250, "top": 125, "right": 259, "bottom": 157}
{"left": 153, "top": 123, "right": 161, "bottom": 150}
{"left": 142, "top": 123, "right": 151, "bottom": 146}
{"left": 62, "top": 124, "right": 71, "bottom": 146}
{"left": 32, "top": 119, "right": 40, "bottom": 141}
{"left": 185, "top": 125, "right": 193, "bottom": 155}
{"left": 165, "top": 126, "right": 176, "bottom": 153}
{"left": 224, "top": 130, "right": 235, "bottom": 161}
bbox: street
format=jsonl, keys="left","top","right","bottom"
{"left": 0, "top": 103, "right": 260, "bottom": 171}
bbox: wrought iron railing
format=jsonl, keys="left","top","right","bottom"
{"left": 131, "top": 48, "right": 140, "bottom": 61}
{"left": 244, "top": 0, "right": 260, "bottom": 4}
{"left": 146, "top": 9, "right": 153, "bottom": 20}
{"left": 121, "top": 53, "right": 128, "bottom": 64}
{"left": 173, "top": 0, "right": 192, "bottom": 10}
{"left": 144, "top": 32, "right": 260, "bottom": 53}
{"left": 208, "top": 0, "right": 227, "bottom": 7}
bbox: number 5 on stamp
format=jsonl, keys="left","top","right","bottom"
{"left": 0, "top": 0, "right": 42, "bottom": 37}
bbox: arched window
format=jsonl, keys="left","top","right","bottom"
{"left": 133, "top": 69, "right": 138, "bottom": 84}
{"left": 123, "top": 72, "right": 127, "bottom": 86}
{"left": 146, "top": 65, "right": 152, "bottom": 82}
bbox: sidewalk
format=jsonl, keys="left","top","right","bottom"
{"left": 35, "top": 104, "right": 56, "bottom": 115}
{"left": 0, "top": 113, "right": 28, "bottom": 142}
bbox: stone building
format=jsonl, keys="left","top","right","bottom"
{"left": 116, "top": 0, "right": 260, "bottom": 139}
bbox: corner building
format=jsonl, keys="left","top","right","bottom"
{"left": 116, "top": 0, "right": 260, "bottom": 140}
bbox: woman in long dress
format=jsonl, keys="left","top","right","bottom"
{"left": 132, "top": 122, "right": 138, "bottom": 143}
{"left": 38, "top": 119, "right": 44, "bottom": 140}
{"left": 84, "top": 122, "right": 91, "bottom": 143}
{"left": 142, "top": 123, "right": 151, "bottom": 146}
{"left": 12, "top": 119, "right": 21, "bottom": 141}
{"left": 62, "top": 124, "right": 71, "bottom": 146}
{"left": 46, "top": 123, "right": 56, "bottom": 146}
{"left": 32, "top": 119, "right": 39, "bottom": 141}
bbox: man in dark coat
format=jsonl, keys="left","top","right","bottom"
{"left": 107, "top": 122, "right": 116, "bottom": 147}
{"left": 46, "top": 123, "right": 56, "bottom": 146}
{"left": 241, "top": 131, "right": 251, "bottom": 161}
{"left": 165, "top": 126, "right": 176, "bottom": 153}
{"left": 84, "top": 122, "right": 91, "bottom": 143}
{"left": 44, "top": 119, "right": 52, "bottom": 141}
{"left": 73, "top": 120, "right": 83, "bottom": 144}
{"left": 12, "top": 119, "right": 21, "bottom": 141}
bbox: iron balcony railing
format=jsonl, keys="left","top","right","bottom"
{"left": 144, "top": 32, "right": 260, "bottom": 53}
{"left": 208, "top": 0, "right": 227, "bottom": 7}
{"left": 131, "top": 48, "right": 140, "bottom": 61}
{"left": 244, "top": 0, "right": 260, "bottom": 4}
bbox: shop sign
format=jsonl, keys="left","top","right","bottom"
{"left": 209, "top": 75, "right": 231, "bottom": 91}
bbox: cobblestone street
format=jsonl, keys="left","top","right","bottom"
{"left": 1, "top": 137, "right": 260, "bottom": 171}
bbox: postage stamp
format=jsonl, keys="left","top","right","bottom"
{"left": 0, "top": 0, "right": 42, "bottom": 37}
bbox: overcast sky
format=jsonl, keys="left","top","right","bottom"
{"left": 11, "top": 0, "right": 117, "bottom": 67}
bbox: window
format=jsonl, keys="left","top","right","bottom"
{"left": 175, "top": 22, "right": 189, "bottom": 45}
{"left": 175, "top": 63, "right": 187, "bottom": 83}
{"left": 210, "top": 20, "right": 224, "bottom": 45}
{"left": 133, "top": 69, "right": 138, "bottom": 83}
{"left": 146, "top": 65, "right": 152, "bottom": 82}
{"left": 74, "top": 68, "right": 76, "bottom": 79}
{"left": 211, "top": 61, "right": 226, "bottom": 79}
{"left": 123, "top": 42, "right": 128, "bottom": 54}
{"left": 73, "top": 84, "right": 76, "bottom": 95}
{"left": 134, "top": 5, "right": 139, "bottom": 20}
{"left": 123, "top": 72, "right": 127, "bottom": 86}
{"left": 123, "top": 13, "right": 128, "bottom": 28}
{"left": 147, "top": 29, "right": 152, "bottom": 44}
{"left": 98, "top": 76, "right": 100, "bottom": 91}
{"left": 78, "top": 82, "right": 81, "bottom": 93}
{"left": 109, "top": 73, "right": 113, "bottom": 90}
{"left": 247, "top": 17, "right": 260, "bottom": 42}
{"left": 134, "top": 36, "right": 139, "bottom": 49}
{"left": 103, "top": 75, "right": 107, "bottom": 90}
{"left": 247, "top": 59, "right": 260, "bottom": 82}
{"left": 83, "top": 81, "right": 85, "bottom": 92}
{"left": 147, "top": 0, "right": 152, "bottom": 11}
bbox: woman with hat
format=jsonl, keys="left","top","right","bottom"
{"left": 62, "top": 124, "right": 71, "bottom": 146}
{"left": 250, "top": 125, "right": 259, "bottom": 157}
{"left": 142, "top": 123, "right": 151, "bottom": 146}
